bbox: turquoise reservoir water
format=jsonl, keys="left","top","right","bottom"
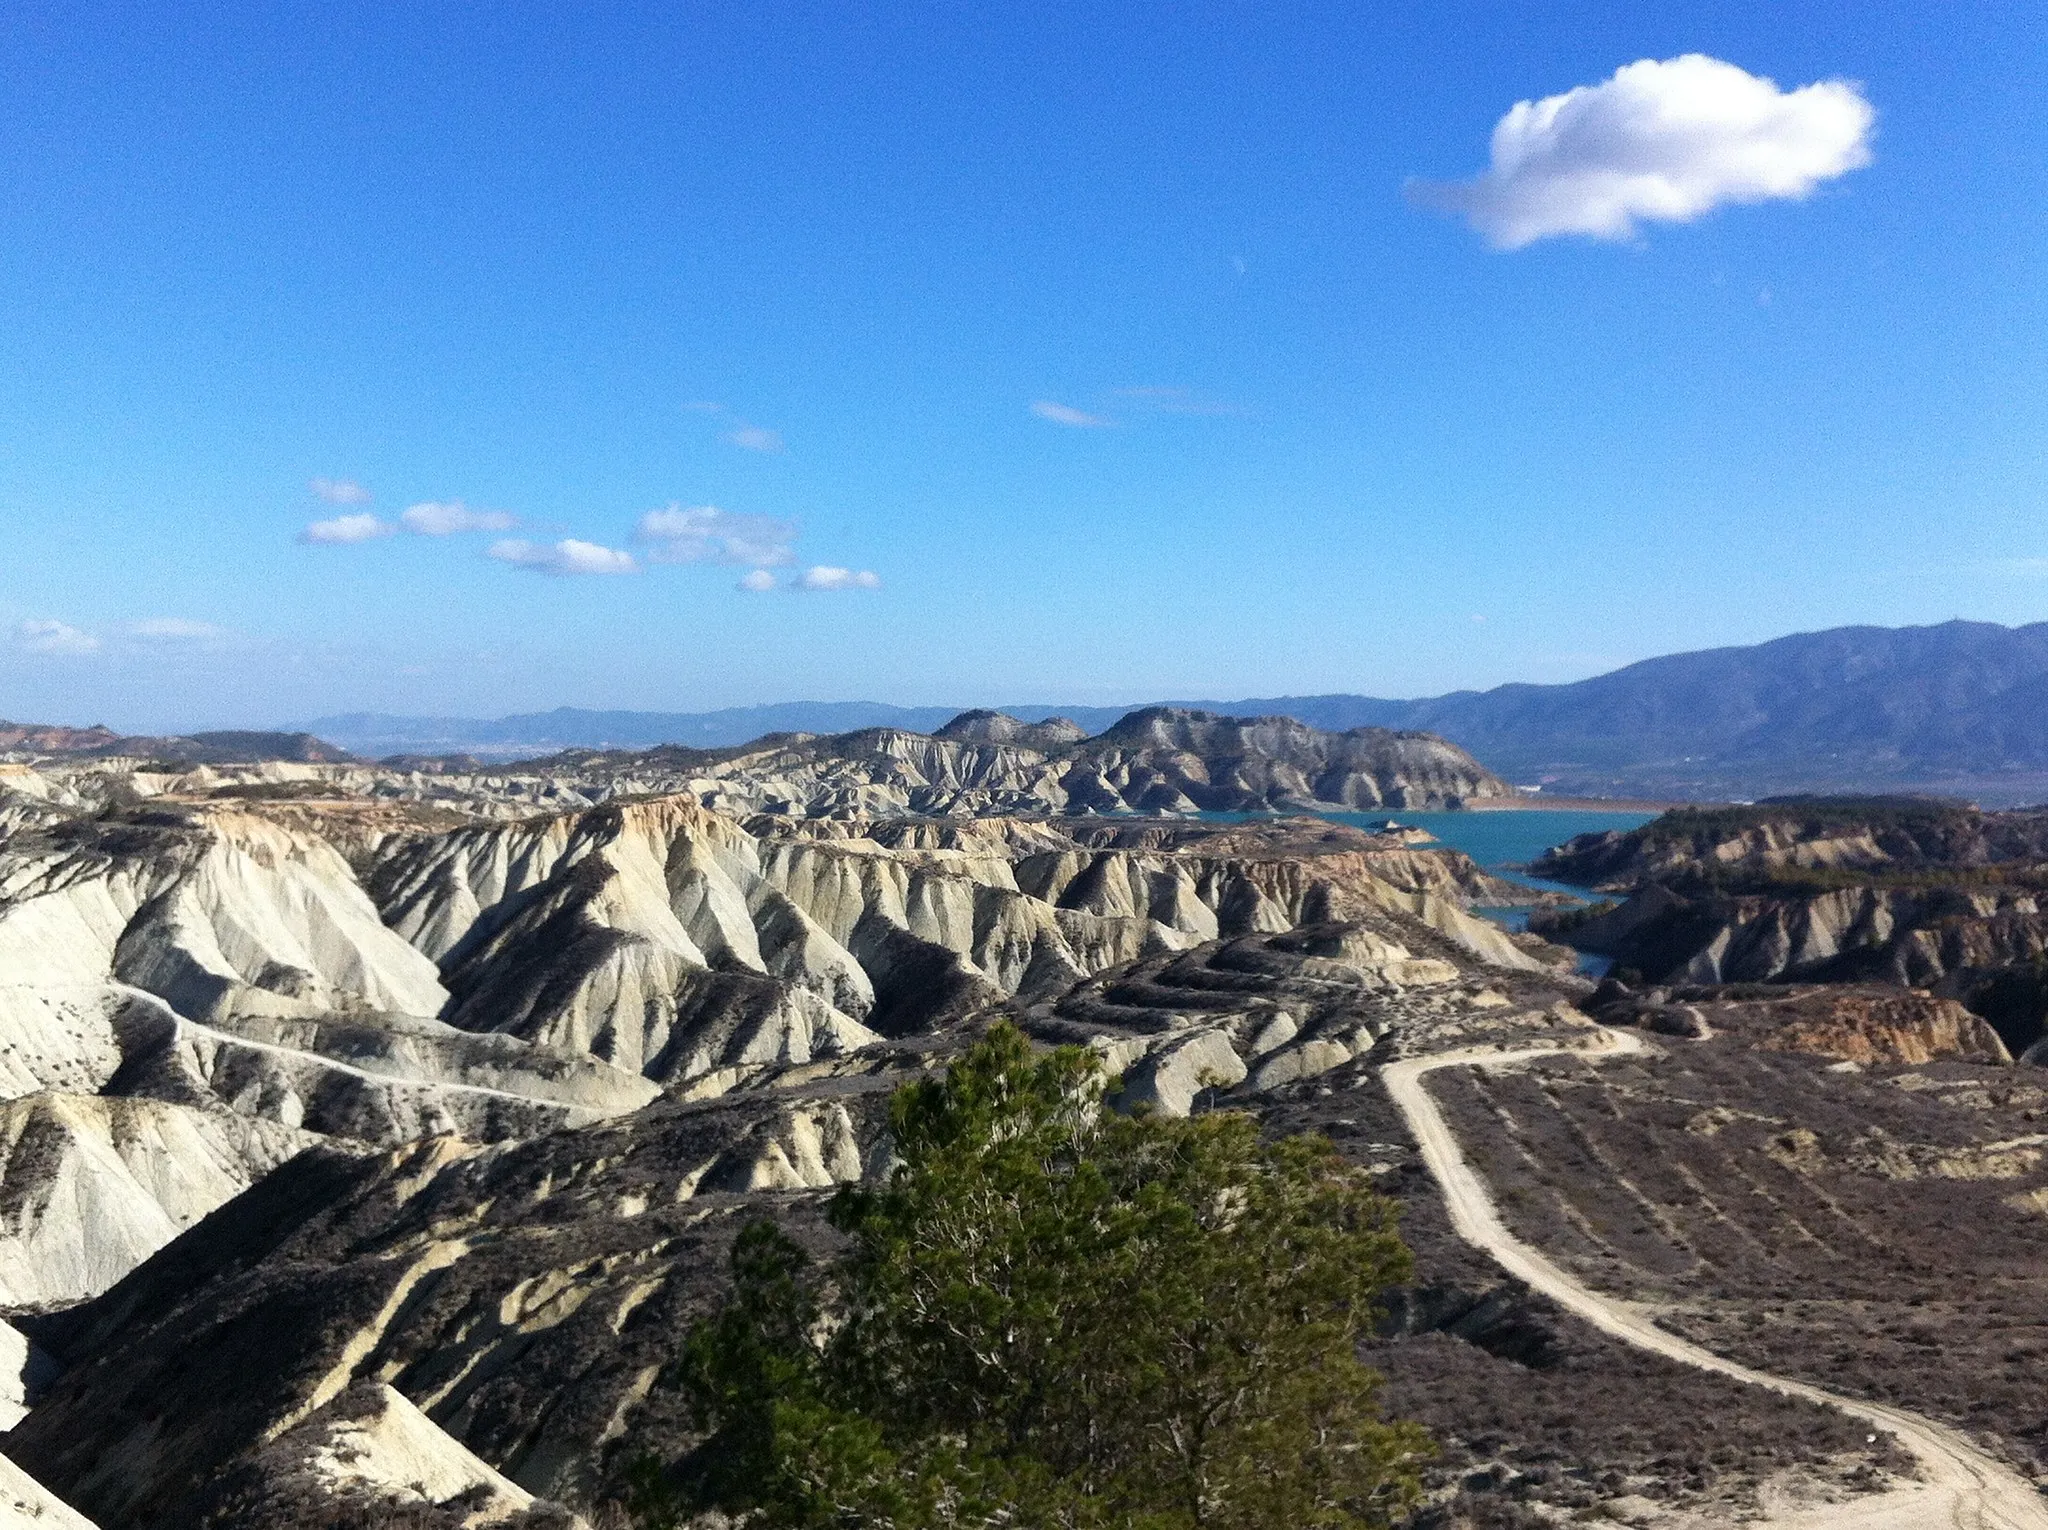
{"left": 1206, "top": 808, "right": 1654, "bottom": 896}
{"left": 1203, "top": 807, "right": 1659, "bottom": 973}
{"left": 1331, "top": 809, "right": 1654, "bottom": 898}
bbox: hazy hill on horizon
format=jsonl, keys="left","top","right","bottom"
{"left": 294, "top": 621, "right": 2048, "bottom": 804}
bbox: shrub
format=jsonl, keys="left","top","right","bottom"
{"left": 635, "top": 1023, "right": 1430, "bottom": 1530}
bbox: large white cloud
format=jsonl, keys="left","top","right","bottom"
{"left": 1412, "top": 55, "right": 1874, "bottom": 249}
{"left": 637, "top": 504, "right": 797, "bottom": 568}
{"left": 487, "top": 537, "right": 638, "bottom": 575}
{"left": 401, "top": 500, "right": 517, "bottom": 535}
{"left": 300, "top": 512, "right": 393, "bottom": 545}
{"left": 16, "top": 619, "right": 99, "bottom": 655}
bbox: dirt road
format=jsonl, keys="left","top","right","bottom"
{"left": 1382, "top": 1029, "right": 2048, "bottom": 1530}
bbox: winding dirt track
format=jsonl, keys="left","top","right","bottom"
{"left": 1382, "top": 1029, "right": 2048, "bottom": 1530}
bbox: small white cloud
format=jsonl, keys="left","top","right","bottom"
{"left": 17, "top": 619, "right": 99, "bottom": 655}
{"left": 1031, "top": 400, "right": 1115, "bottom": 428}
{"left": 309, "top": 477, "right": 371, "bottom": 505}
{"left": 727, "top": 425, "right": 785, "bottom": 453}
{"left": 1411, "top": 54, "right": 1875, "bottom": 249}
{"left": 797, "top": 566, "right": 882, "bottom": 591}
{"left": 128, "top": 617, "right": 229, "bottom": 642}
{"left": 401, "top": 500, "right": 518, "bottom": 535}
{"left": 487, "top": 537, "right": 638, "bottom": 576}
{"left": 300, "top": 513, "right": 394, "bottom": 545}
{"left": 682, "top": 401, "right": 784, "bottom": 451}
{"left": 637, "top": 504, "right": 798, "bottom": 568}
{"left": 737, "top": 569, "right": 779, "bottom": 592}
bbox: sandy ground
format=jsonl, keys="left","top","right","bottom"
{"left": 1382, "top": 1030, "right": 2048, "bottom": 1530}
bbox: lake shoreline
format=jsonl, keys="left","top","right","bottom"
{"left": 1459, "top": 793, "right": 1693, "bottom": 814}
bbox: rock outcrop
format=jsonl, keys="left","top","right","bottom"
{"left": 1584, "top": 981, "right": 2013, "bottom": 1066}
{"left": 1549, "top": 880, "right": 2048, "bottom": 991}
{"left": 1533, "top": 799, "right": 2048, "bottom": 891}
{"left": 1534, "top": 800, "right": 2048, "bottom": 1060}
{"left": 933, "top": 709, "right": 1089, "bottom": 751}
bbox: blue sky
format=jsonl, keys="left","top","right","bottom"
{"left": 3, "top": 2, "right": 2045, "bottom": 730}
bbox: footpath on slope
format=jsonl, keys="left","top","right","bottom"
{"left": 1381, "top": 1029, "right": 2048, "bottom": 1530}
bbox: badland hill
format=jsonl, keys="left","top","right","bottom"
{"left": 0, "top": 726, "right": 2042, "bottom": 1527}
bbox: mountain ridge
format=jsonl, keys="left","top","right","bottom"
{"left": 292, "top": 620, "right": 2048, "bottom": 800}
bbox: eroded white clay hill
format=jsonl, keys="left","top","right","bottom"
{"left": 0, "top": 725, "right": 1537, "bottom": 1319}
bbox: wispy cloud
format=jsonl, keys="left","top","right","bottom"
{"left": 727, "top": 425, "right": 784, "bottom": 453}
{"left": 1410, "top": 54, "right": 1875, "bottom": 249}
{"left": 1112, "top": 386, "right": 1251, "bottom": 418}
{"left": 300, "top": 513, "right": 394, "bottom": 545}
{"left": 487, "top": 537, "right": 638, "bottom": 576}
{"left": 1031, "top": 400, "right": 1115, "bottom": 428}
{"left": 737, "top": 569, "right": 779, "bottom": 593}
{"left": 637, "top": 504, "right": 797, "bottom": 567}
{"left": 684, "top": 400, "right": 787, "bottom": 452}
{"left": 401, "top": 500, "right": 518, "bottom": 535}
{"left": 16, "top": 618, "right": 100, "bottom": 655}
{"left": 128, "top": 617, "right": 229, "bottom": 643}
{"left": 797, "top": 566, "right": 882, "bottom": 591}
{"left": 309, "top": 477, "right": 371, "bottom": 505}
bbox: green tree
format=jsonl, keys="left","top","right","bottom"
{"left": 636, "top": 1023, "right": 1429, "bottom": 1530}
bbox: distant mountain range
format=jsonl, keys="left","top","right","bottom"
{"left": 297, "top": 622, "right": 2048, "bottom": 804}
{"left": 0, "top": 721, "right": 349, "bottom": 766}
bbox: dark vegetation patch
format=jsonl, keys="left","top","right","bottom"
{"left": 1256, "top": 1076, "right": 1911, "bottom": 1521}
{"left": 1426, "top": 1040, "right": 2048, "bottom": 1481}
{"left": 1530, "top": 898, "right": 1618, "bottom": 937}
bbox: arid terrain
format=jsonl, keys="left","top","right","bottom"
{"left": 1533, "top": 799, "right": 2048, "bottom": 1061}
{"left": 0, "top": 722, "right": 2041, "bottom": 1527}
